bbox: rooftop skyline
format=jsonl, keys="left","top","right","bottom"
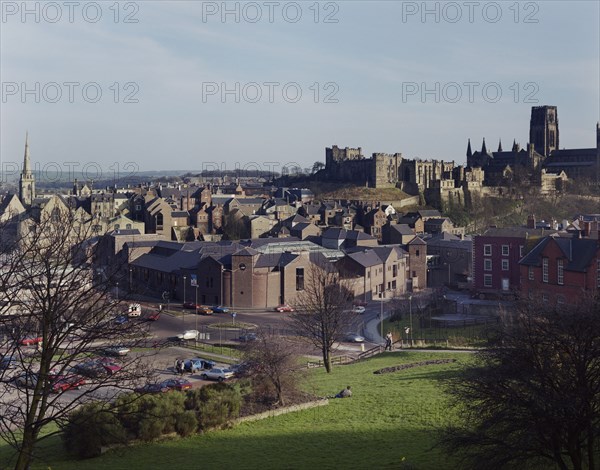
{"left": 1, "top": 1, "right": 599, "bottom": 179}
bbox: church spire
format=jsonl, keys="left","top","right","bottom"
{"left": 497, "top": 139, "right": 503, "bottom": 152}
{"left": 512, "top": 139, "right": 520, "bottom": 152}
{"left": 481, "top": 138, "right": 487, "bottom": 154}
{"left": 466, "top": 139, "right": 472, "bottom": 158}
{"left": 23, "top": 131, "right": 31, "bottom": 175}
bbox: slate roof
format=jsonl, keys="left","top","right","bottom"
{"left": 407, "top": 236, "right": 426, "bottom": 246}
{"left": 482, "top": 227, "right": 558, "bottom": 239}
{"left": 389, "top": 224, "right": 415, "bottom": 235}
{"left": 519, "top": 236, "right": 599, "bottom": 272}
{"left": 254, "top": 252, "right": 298, "bottom": 268}
{"left": 346, "top": 250, "right": 383, "bottom": 268}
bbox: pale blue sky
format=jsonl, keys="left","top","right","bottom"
{"left": 1, "top": 1, "right": 599, "bottom": 179}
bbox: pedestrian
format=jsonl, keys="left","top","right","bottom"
{"left": 335, "top": 386, "right": 352, "bottom": 398}
{"left": 385, "top": 332, "right": 393, "bottom": 351}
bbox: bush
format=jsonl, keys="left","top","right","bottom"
{"left": 63, "top": 403, "right": 126, "bottom": 459}
{"left": 185, "top": 382, "right": 242, "bottom": 430}
{"left": 175, "top": 410, "right": 198, "bottom": 437}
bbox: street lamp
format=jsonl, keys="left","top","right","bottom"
{"left": 129, "top": 268, "right": 133, "bottom": 292}
{"left": 195, "top": 284, "right": 199, "bottom": 342}
{"left": 183, "top": 275, "right": 187, "bottom": 325}
{"left": 409, "top": 294, "right": 413, "bottom": 347}
{"left": 116, "top": 282, "right": 119, "bottom": 301}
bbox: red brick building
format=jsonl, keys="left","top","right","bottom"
{"left": 519, "top": 234, "right": 600, "bottom": 304}
{"left": 472, "top": 227, "right": 550, "bottom": 296}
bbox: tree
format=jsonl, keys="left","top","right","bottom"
{"left": 0, "top": 206, "right": 153, "bottom": 470}
{"left": 240, "top": 329, "right": 301, "bottom": 406}
{"left": 289, "top": 260, "right": 354, "bottom": 373}
{"left": 439, "top": 295, "right": 600, "bottom": 470}
{"left": 312, "top": 161, "right": 325, "bottom": 175}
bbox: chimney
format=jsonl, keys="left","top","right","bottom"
{"left": 527, "top": 214, "right": 536, "bottom": 229}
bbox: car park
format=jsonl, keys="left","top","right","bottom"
{"left": 211, "top": 306, "right": 229, "bottom": 313}
{"left": 345, "top": 333, "right": 365, "bottom": 343}
{"left": 183, "top": 358, "right": 215, "bottom": 373}
{"left": 201, "top": 368, "right": 235, "bottom": 382}
{"left": 274, "top": 304, "right": 295, "bottom": 312}
{"left": 161, "top": 378, "right": 192, "bottom": 391}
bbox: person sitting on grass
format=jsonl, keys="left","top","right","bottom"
{"left": 335, "top": 386, "right": 352, "bottom": 398}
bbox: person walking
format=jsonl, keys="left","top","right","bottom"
{"left": 385, "top": 332, "right": 393, "bottom": 351}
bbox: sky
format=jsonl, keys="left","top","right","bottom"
{"left": 1, "top": 0, "right": 599, "bottom": 183}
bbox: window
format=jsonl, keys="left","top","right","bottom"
{"left": 557, "top": 295, "right": 565, "bottom": 306}
{"left": 528, "top": 266, "right": 534, "bottom": 281}
{"left": 484, "top": 259, "right": 492, "bottom": 271}
{"left": 126, "top": 224, "right": 132, "bottom": 229}
{"left": 114, "top": 224, "right": 120, "bottom": 230}
{"left": 542, "top": 258, "right": 548, "bottom": 283}
{"left": 542, "top": 293, "right": 549, "bottom": 303}
{"left": 296, "top": 268, "right": 304, "bottom": 291}
{"left": 416, "top": 250, "right": 420, "bottom": 257}
{"left": 484, "top": 244, "right": 492, "bottom": 256}
{"left": 484, "top": 274, "right": 492, "bottom": 287}
{"left": 502, "top": 245, "right": 509, "bottom": 256}
{"left": 557, "top": 259, "right": 564, "bottom": 285}
{"left": 519, "top": 245, "right": 524, "bottom": 258}
{"left": 393, "top": 265, "right": 398, "bottom": 277}
{"left": 502, "top": 259, "right": 509, "bottom": 271}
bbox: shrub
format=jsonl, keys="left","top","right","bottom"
{"left": 63, "top": 403, "right": 126, "bottom": 459}
{"left": 185, "top": 382, "right": 242, "bottom": 430}
{"left": 175, "top": 410, "right": 198, "bottom": 437}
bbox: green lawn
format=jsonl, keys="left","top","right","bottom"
{"left": 0, "top": 351, "right": 469, "bottom": 469}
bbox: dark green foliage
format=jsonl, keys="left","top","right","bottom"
{"left": 62, "top": 403, "right": 126, "bottom": 459}
{"left": 175, "top": 410, "right": 198, "bottom": 437}
{"left": 186, "top": 382, "right": 242, "bottom": 430}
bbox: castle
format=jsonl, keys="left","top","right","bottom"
{"left": 324, "top": 106, "right": 600, "bottom": 207}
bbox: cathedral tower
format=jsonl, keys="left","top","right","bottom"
{"left": 19, "top": 133, "right": 35, "bottom": 207}
{"left": 530, "top": 106, "right": 559, "bottom": 157}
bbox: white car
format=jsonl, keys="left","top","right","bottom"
{"left": 345, "top": 333, "right": 365, "bottom": 343}
{"left": 200, "top": 368, "right": 235, "bottom": 382}
{"left": 352, "top": 306, "right": 366, "bottom": 314}
{"left": 177, "top": 330, "right": 199, "bottom": 341}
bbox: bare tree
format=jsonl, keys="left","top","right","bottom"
{"left": 0, "top": 206, "right": 154, "bottom": 470}
{"left": 240, "top": 329, "right": 301, "bottom": 406}
{"left": 439, "top": 294, "right": 600, "bottom": 470}
{"left": 288, "top": 260, "right": 354, "bottom": 373}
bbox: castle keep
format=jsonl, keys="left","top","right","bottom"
{"left": 324, "top": 106, "right": 600, "bottom": 207}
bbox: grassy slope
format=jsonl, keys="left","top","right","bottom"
{"left": 1, "top": 352, "right": 468, "bottom": 470}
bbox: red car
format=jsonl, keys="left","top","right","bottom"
{"left": 52, "top": 374, "right": 86, "bottom": 393}
{"left": 274, "top": 304, "right": 294, "bottom": 312}
{"left": 183, "top": 302, "right": 201, "bottom": 310}
{"left": 146, "top": 311, "right": 160, "bottom": 321}
{"left": 20, "top": 336, "right": 43, "bottom": 346}
{"left": 161, "top": 378, "right": 192, "bottom": 392}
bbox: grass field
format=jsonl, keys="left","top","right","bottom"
{"left": 0, "top": 351, "right": 469, "bottom": 470}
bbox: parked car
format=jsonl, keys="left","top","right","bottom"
{"left": 197, "top": 306, "right": 213, "bottom": 315}
{"left": 230, "top": 362, "right": 251, "bottom": 377}
{"left": 0, "top": 355, "right": 16, "bottom": 370}
{"left": 127, "top": 303, "right": 142, "bottom": 318}
{"left": 238, "top": 332, "right": 258, "bottom": 342}
{"left": 211, "top": 306, "right": 229, "bottom": 313}
{"left": 201, "top": 368, "right": 235, "bottom": 382}
{"left": 114, "top": 315, "right": 129, "bottom": 325}
{"left": 183, "top": 358, "right": 215, "bottom": 373}
{"left": 345, "top": 333, "right": 365, "bottom": 343}
{"left": 20, "top": 336, "right": 43, "bottom": 346}
{"left": 274, "top": 304, "right": 294, "bottom": 312}
{"left": 352, "top": 306, "right": 366, "bottom": 314}
{"left": 146, "top": 311, "right": 160, "bottom": 321}
{"left": 103, "top": 345, "right": 130, "bottom": 357}
{"left": 74, "top": 359, "right": 121, "bottom": 378}
{"left": 177, "top": 330, "right": 199, "bottom": 341}
{"left": 161, "top": 378, "right": 192, "bottom": 391}
{"left": 52, "top": 374, "right": 86, "bottom": 393}
{"left": 134, "top": 382, "right": 168, "bottom": 394}
{"left": 182, "top": 302, "right": 201, "bottom": 310}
